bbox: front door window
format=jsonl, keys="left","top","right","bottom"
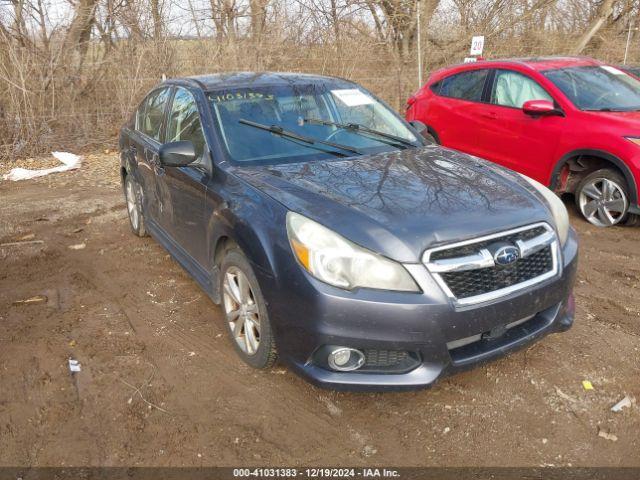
{"left": 166, "top": 87, "right": 206, "bottom": 159}
{"left": 491, "top": 70, "right": 553, "bottom": 108}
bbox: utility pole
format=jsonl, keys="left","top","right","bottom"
{"left": 624, "top": 18, "right": 635, "bottom": 65}
{"left": 417, "top": 0, "right": 423, "bottom": 87}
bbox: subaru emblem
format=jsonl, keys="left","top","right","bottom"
{"left": 494, "top": 245, "right": 520, "bottom": 266}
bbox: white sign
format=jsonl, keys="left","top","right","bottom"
{"left": 331, "top": 89, "right": 374, "bottom": 107}
{"left": 470, "top": 36, "right": 485, "bottom": 56}
{"left": 463, "top": 57, "right": 478, "bottom": 63}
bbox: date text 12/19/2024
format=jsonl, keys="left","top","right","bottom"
{"left": 233, "top": 468, "right": 400, "bottom": 478}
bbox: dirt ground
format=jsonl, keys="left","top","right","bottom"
{"left": 0, "top": 152, "right": 639, "bottom": 468}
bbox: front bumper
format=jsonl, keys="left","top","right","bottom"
{"left": 261, "top": 228, "right": 578, "bottom": 392}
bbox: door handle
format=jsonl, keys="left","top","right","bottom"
{"left": 480, "top": 112, "right": 498, "bottom": 119}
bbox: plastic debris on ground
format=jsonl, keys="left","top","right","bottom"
{"left": 611, "top": 395, "right": 633, "bottom": 413}
{"left": 582, "top": 380, "right": 594, "bottom": 391}
{"left": 68, "top": 358, "right": 82, "bottom": 372}
{"left": 597, "top": 428, "right": 618, "bottom": 442}
{"left": 3, "top": 152, "right": 82, "bottom": 181}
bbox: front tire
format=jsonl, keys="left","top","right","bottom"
{"left": 575, "top": 169, "right": 629, "bottom": 227}
{"left": 220, "top": 249, "right": 278, "bottom": 369}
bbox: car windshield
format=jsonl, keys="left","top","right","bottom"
{"left": 543, "top": 65, "right": 640, "bottom": 111}
{"left": 208, "top": 83, "right": 419, "bottom": 164}
{"left": 621, "top": 66, "right": 640, "bottom": 78}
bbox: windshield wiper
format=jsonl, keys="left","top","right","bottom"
{"left": 303, "top": 118, "right": 417, "bottom": 149}
{"left": 239, "top": 119, "right": 362, "bottom": 157}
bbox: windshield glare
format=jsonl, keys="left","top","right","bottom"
{"left": 543, "top": 65, "right": 640, "bottom": 111}
{"left": 208, "top": 84, "right": 418, "bottom": 163}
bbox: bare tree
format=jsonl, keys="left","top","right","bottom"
{"left": 573, "top": 0, "right": 615, "bottom": 54}
{"left": 250, "top": 0, "right": 269, "bottom": 39}
{"left": 63, "top": 0, "right": 99, "bottom": 59}
{"left": 1, "top": 0, "right": 639, "bottom": 160}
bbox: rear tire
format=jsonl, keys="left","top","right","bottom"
{"left": 575, "top": 169, "right": 629, "bottom": 227}
{"left": 220, "top": 249, "right": 278, "bottom": 369}
{"left": 124, "top": 174, "right": 147, "bottom": 237}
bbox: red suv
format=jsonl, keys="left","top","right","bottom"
{"left": 406, "top": 56, "right": 640, "bottom": 227}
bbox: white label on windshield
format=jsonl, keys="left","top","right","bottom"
{"left": 601, "top": 65, "right": 626, "bottom": 75}
{"left": 331, "top": 89, "right": 374, "bottom": 107}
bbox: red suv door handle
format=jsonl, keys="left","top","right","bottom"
{"left": 480, "top": 111, "right": 498, "bottom": 119}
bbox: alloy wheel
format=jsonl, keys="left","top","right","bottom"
{"left": 125, "top": 178, "right": 139, "bottom": 230}
{"left": 222, "top": 267, "right": 261, "bottom": 355}
{"left": 578, "top": 177, "right": 628, "bottom": 227}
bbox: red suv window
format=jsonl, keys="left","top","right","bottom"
{"left": 432, "top": 69, "right": 489, "bottom": 102}
{"left": 489, "top": 70, "right": 553, "bottom": 109}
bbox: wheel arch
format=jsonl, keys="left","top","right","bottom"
{"left": 550, "top": 149, "right": 638, "bottom": 206}
{"left": 206, "top": 204, "right": 285, "bottom": 304}
{"left": 119, "top": 148, "right": 140, "bottom": 188}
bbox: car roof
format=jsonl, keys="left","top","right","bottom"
{"left": 164, "top": 71, "right": 355, "bottom": 92}
{"left": 431, "top": 56, "right": 604, "bottom": 81}
{"left": 497, "top": 56, "right": 603, "bottom": 71}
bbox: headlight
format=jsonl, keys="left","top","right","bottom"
{"left": 286, "top": 212, "right": 420, "bottom": 292}
{"left": 625, "top": 136, "right": 640, "bottom": 146}
{"left": 519, "top": 174, "right": 569, "bottom": 246}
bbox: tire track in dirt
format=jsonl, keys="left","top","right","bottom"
{"left": 59, "top": 232, "right": 364, "bottom": 464}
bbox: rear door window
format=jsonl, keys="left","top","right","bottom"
{"left": 136, "top": 87, "right": 172, "bottom": 141}
{"left": 490, "top": 70, "right": 553, "bottom": 108}
{"left": 437, "top": 70, "right": 488, "bottom": 102}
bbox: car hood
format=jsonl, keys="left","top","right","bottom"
{"left": 584, "top": 110, "right": 640, "bottom": 131}
{"left": 230, "top": 146, "right": 555, "bottom": 263}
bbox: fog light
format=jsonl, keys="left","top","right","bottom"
{"left": 332, "top": 349, "right": 351, "bottom": 366}
{"left": 328, "top": 347, "right": 365, "bottom": 372}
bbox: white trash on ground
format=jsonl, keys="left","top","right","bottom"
{"left": 68, "top": 358, "right": 81, "bottom": 372}
{"left": 597, "top": 428, "right": 618, "bottom": 442}
{"left": 611, "top": 395, "right": 633, "bottom": 413}
{"left": 3, "top": 152, "right": 82, "bottom": 181}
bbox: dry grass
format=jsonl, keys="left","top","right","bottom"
{"left": 0, "top": 9, "right": 638, "bottom": 161}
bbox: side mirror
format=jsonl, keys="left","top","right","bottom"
{"left": 409, "top": 120, "right": 436, "bottom": 144}
{"left": 409, "top": 120, "right": 427, "bottom": 135}
{"left": 159, "top": 141, "right": 196, "bottom": 167}
{"left": 522, "top": 100, "right": 563, "bottom": 117}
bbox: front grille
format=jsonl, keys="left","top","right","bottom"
{"left": 430, "top": 226, "right": 547, "bottom": 261}
{"left": 441, "top": 247, "right": 553, "bottom": 299}
{"left": 423, "top": 223, "right": 559, "bottom": 305}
